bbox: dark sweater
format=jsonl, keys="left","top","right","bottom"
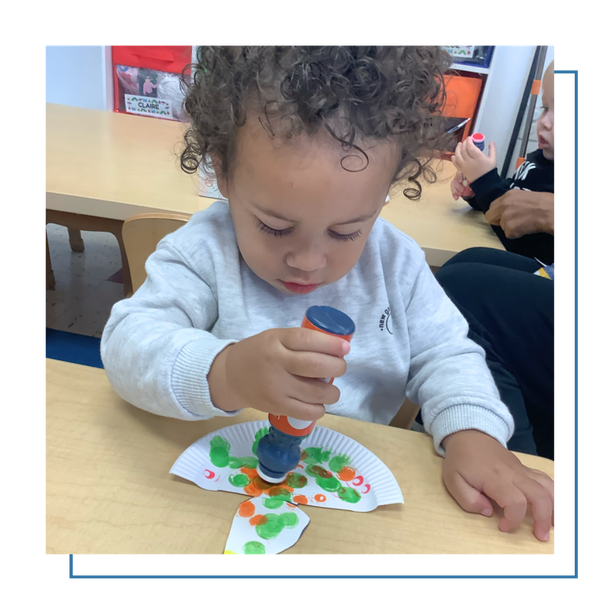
{"left": 465, "top": 149, "right": 554, "bottom": 265}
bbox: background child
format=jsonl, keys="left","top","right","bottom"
{"left": 451, "top": 61, "right": 554, "bottom": 265}
{"left": 101, "top": 47, "right": 553, "bottom": 541}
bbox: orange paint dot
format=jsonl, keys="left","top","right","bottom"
{"left": 238, "top": 500, "right": 256, "bottom": 518}
{"left": 267, "top": 485, "right": 293, "bottom": 497}
{"left": 337, "top": 467, "right": 356, "bottom": 482}
{"left": 249, "top": 514, "right": 268, "bottom": 527}
{"left": 293, "top": 495, "right": 308, "bottom": 505}
{"left": 244, "top": 483, "right": 265, "bottom": 497}
{"left": 315, "top": 494, "right": 327, "bottom": 503}
{"left": 252, "top": 476, "right": 274, "bottom": 491}
{"left": 241, "top": 467, "right": 258, "bottom": 479}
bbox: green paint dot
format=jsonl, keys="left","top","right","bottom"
{"left": 229, "top": 456, "right": 259, "bottom": 469}
{"left": 280, "top": 512, "right": 299, "bottom": 528}
{"left": 316, "top": 476, "right": 341, "bottom": 492}
{"left": 263, "top": 497, "right": 285, "bottom": 509}
{"left": 306, "top": 465, "right": 331, "bottom": 479}
{"left": 256, "top": 514, "right": 286, "bottom": 540}
{"left": 252, "top": 427, "right": 269, "bottom": 456}
{"left": 269, "top": 488, "right": 292, "bottom": 502}
{"left": 329, "top": 454, "right": 351, "bottom": 473}
{"left": 228, "top": 473, "right": 250, "bottom": 487}
{"left": 243, "top": 541, "right": 266, "bottom": 554}
{"left": 285, "top": 473, "right": 308, "bottom": 489}
{"left": 209, "top": 436, "right": 231, "bottom": 468}
{"left": 302, "top": 447, "right": 331, "bottom": 465}
{"left": 338, "top": 486, "right": 361, "bottom": 504}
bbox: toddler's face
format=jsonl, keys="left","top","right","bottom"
{"left": 537, "top": 67, "right": 554, "bottom": 160}
{"left": 216, "top": 117, "right": 398, "bottom": 295}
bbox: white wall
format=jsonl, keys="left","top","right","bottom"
{"left": 46, "top": 46, "right": 112, "bottom": 110}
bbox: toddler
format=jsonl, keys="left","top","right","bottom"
{"left": 102, "top": 47, "right": 553, "bottom": 542}
{"left": 451, "top": 61, "right": 554, "bottom": 265}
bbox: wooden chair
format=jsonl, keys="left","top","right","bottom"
{"left": 388, "top": 399, "right": 421, "bottom": 430}
{"left": 122, "top": 212, "right": 190, "bottom": 296}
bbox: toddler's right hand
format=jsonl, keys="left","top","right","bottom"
{"left": 451, "top": 171, "right": 474, "bottom": 201}
{"left": 216, "top": 328, "right": 350, "bottom": 420}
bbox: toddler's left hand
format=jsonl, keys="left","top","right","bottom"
{"left": 442, "top": 429, "right": 554, "bottom": 542}
{"left": 451, "top": 137, "right": 497, "bottom": 183}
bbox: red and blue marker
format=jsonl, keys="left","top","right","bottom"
{"left": 256, "top": 306, "right": 355, "bottom": 483}
{"left": 471, "top": 132, "right": 485, "bottom": 152}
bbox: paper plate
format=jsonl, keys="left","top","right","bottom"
{"left": 170, "top": 420, "right": 403, "bottom": 512}
{"left": 224, "top": 497, "right": 310, "bottom": 554}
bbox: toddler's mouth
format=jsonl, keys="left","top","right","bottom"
{"left": 280, "top": 281, "right": 321, "bottom": 294}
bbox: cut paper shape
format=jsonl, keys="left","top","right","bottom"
{"left": 224, "top": 497, "right": 310, "bottom": 554}
{"left": 170, "top": 420, "right": 403, "bottom": 512}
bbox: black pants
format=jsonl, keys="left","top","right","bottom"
{"left": 435, "top": 248, "right": 554, "bottom": 459}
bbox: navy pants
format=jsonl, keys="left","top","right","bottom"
{"left": 435, "top": 248, "right": 554, "bottom": 459}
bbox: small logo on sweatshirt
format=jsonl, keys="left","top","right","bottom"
{"left": 379, "top": 306, "right": 393, "bottom": 335}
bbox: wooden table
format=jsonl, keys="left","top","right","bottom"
{"left": 46, "top": 359, "right": 553, "bottom": 555}
{"left": 46, "top": 104, "right": 502, "bottom": 294}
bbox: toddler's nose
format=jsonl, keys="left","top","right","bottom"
{"left": 286, "top": 249, "right": 326, "bottom": 272}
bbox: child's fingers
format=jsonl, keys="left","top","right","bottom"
{"left": 528, "top": 469, "right": 554, "bottom": 526}
{"left": 513, "top": 475, "right": 553, "bottom": 542}
{"left": 284, "top": 397, "right": 326, "bottom": 421}
{"left": 488, "top": 141, "right": 497, "bottom": 162}
{"left": 482, "top": 479, "right": 528, "bottom": 533}
{"left": 464, "top": 136, "right": 481, "bottom": 159}
{"left": 483, "top": 473, "right": 553, "bottom": 541}
{"left": 290, "top": 376, "right": 341, "bottom": 405}
{"left": 285, "top": 350, "right": 347, "bottom": 380}
{"left": 281, "top": 328, "right": 350, "bottom": 357}
{"left": 443, "top": 470, "right": 494, "bottom": 517}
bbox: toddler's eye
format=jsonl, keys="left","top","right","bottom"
{"left": 257, "top": 219, "right": 293, "bottom": 237}
{"left": 328, "top": 229, "right": 363, "bottom": 242}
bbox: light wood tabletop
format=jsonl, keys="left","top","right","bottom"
{"left": 46, "top": 103, "right": 502, "bottom": 268}
{"left": 46, "top": 359, "right": 553, "bottom": 555}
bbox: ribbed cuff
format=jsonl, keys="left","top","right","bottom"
{"left": 171, "top": 337, "right": 241, "bottom": 418}
{"left": 430, "top": 403, "right": 512, "bottom": 457}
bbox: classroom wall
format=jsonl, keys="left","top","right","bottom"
{"left": 46, "top": 46, "right": 112, "bottom": 110}
{"left": 46, "top": 45, "right": 547, "bottom": 175}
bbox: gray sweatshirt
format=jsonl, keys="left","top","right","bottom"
{"left": 101, "top": 201, "right": 514, "bottom": 455}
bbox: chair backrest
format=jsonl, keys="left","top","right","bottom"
{"left": 388, "top": 399, "right": 421, "bottom": 430}
{"left": 122, "top": 212, "right": 190, "bottom": 294}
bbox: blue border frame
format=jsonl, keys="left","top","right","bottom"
{"left": 69, "top": 70, "right": 578, "bottom": 580}
{"left": 554, "top": 67, "right": 581, "bottom": 581}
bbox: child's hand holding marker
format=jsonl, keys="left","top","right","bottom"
{"left": 208, "top": 328, "right": 350, "bottom": 420}
{"left": 451, "top": 136, "right": 497, "bottom": 191}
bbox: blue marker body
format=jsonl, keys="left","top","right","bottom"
{"left": 256, "top": 429, "right": 305, "bottom": 483}
{"left": 256, "top": 306, "right": 355, "bottom": 483}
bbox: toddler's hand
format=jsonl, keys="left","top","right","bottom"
{"left": 451, "top": 138, "right": 497, "bottom": 184}
{"left": 214, "top": 328, "right": 349, "bottom": 420}
{"left": 442, "top": 430, "right": 554, "bottom": 542}
{"left": 450, "top": 171, "right": 474, "bottom": 201}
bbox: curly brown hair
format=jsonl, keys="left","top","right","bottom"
{"left": 180, "top": 46, "right": 454, "bottom": 199}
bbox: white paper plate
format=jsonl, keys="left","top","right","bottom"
{"left": 170, "top": 420, "right": 403, "bottom": 513}
{"left": 224, "top": 497, "right": 310, "bottom": 554}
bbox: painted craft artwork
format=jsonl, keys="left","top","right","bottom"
{"left": 171, "top": 420, "right": 403, "bottom": 516}
{"left": 224, "top": 497, "right": 310, "bottom": 555}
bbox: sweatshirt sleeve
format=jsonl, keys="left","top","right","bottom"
{"left": 100, "top": 239, "right": 240, "bottom": 421}
{"left": 466, "top": 168, "right": 512, "bottom": 213}
{"left": 403, "top": 253, "right": 515, "bottom": 455}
